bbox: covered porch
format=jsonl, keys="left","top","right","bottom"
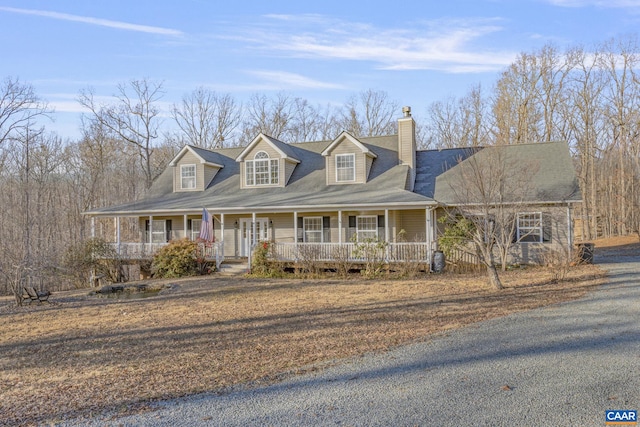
{"left": 92, "top": 206, "right": 439, "bottom": 271}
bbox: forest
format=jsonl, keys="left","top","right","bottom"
{"left": 1, "top": 35, "right": 639, "bottom": 294}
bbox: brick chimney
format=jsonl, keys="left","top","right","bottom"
{"left": 398, "top": 106, "right": 416, "bottom": 191}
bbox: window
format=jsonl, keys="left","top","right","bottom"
{"left": 180, "top": 164, "right": 196, "bottom": 189}
{"left": 336, "top": 153, "right": 355, "bottom": 182}
{"left": 190, "top": 219, "right": 202, "bottom": 240}
{"left": 246, "top": 151, "right": 279, "bottom": 186}
{"left": 517, "top": 212, "right": 543, "bottom": 243}
{"left": 151, "top": 220, "right": 167, "bottom": 243}
{"left": 356, "top": 216, "right": 378, "bottom": 241}
{"left": 303, "top": 217, "right": 323, "bottom": 243}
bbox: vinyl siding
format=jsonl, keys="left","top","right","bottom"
{"left": 396, "top": 209, "right": 427, "bottom": 242}
{"left": 173, "top": 151, "right": 220, "bottom": 192}
{"left": 240, "top": 141, "right": 284, "bottom": 189}
{"left": 326, "top": 140, "right": 368, "bottom": 185}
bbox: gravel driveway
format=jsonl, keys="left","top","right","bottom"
{"left": 62, "top": 252, "right": 640, "bottom": 426}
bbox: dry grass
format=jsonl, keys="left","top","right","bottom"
{"left": 0, "top": 264, "right": 606, "bottom": 426}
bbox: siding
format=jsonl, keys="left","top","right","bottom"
{"left": 173, "top": 151, "right": 220, "bottom": 192}
{"left": 434, "top": 205, "right": 573, "bottom": 265}
{"left": 240, "top": 140, "right": 284, "bottom": 189}
{"left": 284, "top": 159, "right": 297, "bottom": 185}
{"left": 326, "top": 140, "right": 368, "bottom": 185}
{"left": 397, "top": 209, "right": 427, "bottom": 242}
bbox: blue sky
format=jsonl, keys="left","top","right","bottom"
{"left": 2, "top": 0, "right": 640, "bottom": 140}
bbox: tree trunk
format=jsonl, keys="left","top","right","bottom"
{"left": 487, "top": 264, "right": 503, "bottom": 290}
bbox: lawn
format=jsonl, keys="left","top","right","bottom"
{"left": 0, "top": 263, "right": 606, "bottom": 426}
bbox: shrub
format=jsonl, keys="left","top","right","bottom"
{"left": 152, "top": 239, "right": 199, "bottom": 278}
{"left": 251, "top": 241, "right": 284, "bottom": 277}
{"left": 353, "top": 237, "right": 387, "bottom": 279}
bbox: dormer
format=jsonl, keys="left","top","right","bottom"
{"left": 321, "top": 131, "right": 377, "bottom": 185}
{"left": 169, "top": 145, "right": 224, "bottom": 192}
{"left": 235, "top": 133, "right": 300, "bottom": 189}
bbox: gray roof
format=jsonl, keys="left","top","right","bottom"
{"left": 89, "top": 135, "right": 431, "bottom": 216}
{"left": 433, "top": 142, "right": 582, "bottom": 204}
{"left": 86, "top": 138, "right": 581, "bottom": 216}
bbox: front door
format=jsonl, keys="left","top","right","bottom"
{"left": 240, "top": 218, "right": 268, "bottom": 257}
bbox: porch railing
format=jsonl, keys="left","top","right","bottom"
{"left": 268, "top": 242, "right": 434, "bottom": 263}
{"left": 108, "top": 242, "right": 224, "bottom": 269}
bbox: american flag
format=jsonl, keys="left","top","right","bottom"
{"left": 199, "top": 208, "right": 214, "bottom": 242}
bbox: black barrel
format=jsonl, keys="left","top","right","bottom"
{"left": 576, "top": 243, "right": 594, "bottom": 264}
{"left": 432, "top": 250, "right": 446, "bottom": 272}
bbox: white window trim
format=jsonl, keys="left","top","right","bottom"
{"left": 303, "top": 216, "right": 324, "bottom": 243}
{"left": 335, "top": 153, "right": 355, "bottom": 182}
{"left": 245, "top": 151, "right": 279, "bottom": 186}
{"left": 190, "top": 218, "right": 202, "bottom": 241}
{"left": 151, "top": 220, "right": 167, "bottom": 243}
{"left": 180, "top": 164, "right": 196, "bottom": 189}
{"left": 517, "top": 212, "right": 543, "bottom": 243}
{"left": 356, "top": 215, "right": 378, "bottom": 242}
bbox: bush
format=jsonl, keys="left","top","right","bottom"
{"left": 251, "top": 241, "right": 284, "bottom": 277}
{"left": 152, "top": 239, "right": 199, "bottom": 278}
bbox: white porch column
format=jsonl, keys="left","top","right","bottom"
{"left": 338, "top": 210, "right": 342, "bottom": 244}
{"left": 220, "top": 213, "right": 225, "bottom": 244}
{"left": 426, "top": 207, "right": 433, "bottom": 253}
{"left": 149, "top": 215, "right": 153, "bottom": 243}
{"left": 252, "top": 212, "right": 257, "bottom": 246}
{"left": 294, "top": 211, "right": 298, "bottom": 257}
{"left": 384, "top": 209, "right": 390, "bottom": 262}
{"left": 384, "top": 209, "right": 390, "bottom": 242}
{"left": 91, "top": 217, "right": 95, "bottom": 238}
{"left": 183, "top": 214, "right": 188, "bottom": 240}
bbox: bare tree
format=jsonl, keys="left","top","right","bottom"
{"left": 78, "top": 79, "right": 165, "bottom": 189}
{"left": 171, "top": 87, "right": 240, "bottom": 149}
{"left": 241, "top": 92, "right": 293, "bottom": 142}
{"left": 0, "top": 76, "right": 51, "bottom": 145}
{"left": 438, "top": 146, "right": 539, "bottom": 289}
{"left": 339, "top": 89, "right": 398, "bottom": 137}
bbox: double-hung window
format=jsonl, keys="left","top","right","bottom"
{"left": 356, "top": 216, "right": 378, "bottom": 241}
{"left": 190, "top": 219, "right": 202, "bottom": 241}
{"left": 517, "top": 212, "right": 543, "bottom": 242}
{"left": 180, "top": 164, "right": 196, "bottom": 189}
{"left": 336, "top": 153, "right": 355, "bottom": 182}
{"left": 303, "top": 217, "right": 323, "bottom": 243}
{"left": 151, "top": 220, "right": 167, "bottom": 243}
{"left": 246, "top": 151, "right": 279, "bottom": 186}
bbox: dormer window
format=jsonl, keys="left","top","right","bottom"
{"left": 246, "top": 151, "right": 279, "bottom": 186}
{"left": 336, "top": 153, "right": 355, "bottom": 182}
{"left": 180, "top": 164, "right": 196, "bottom": 189}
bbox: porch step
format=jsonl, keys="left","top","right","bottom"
{"left": 218, "top": 262, "right": 249, "bottom": 276}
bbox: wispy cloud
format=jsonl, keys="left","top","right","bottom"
{"left": 0, "top": 6, "right": 183, "bottom": 36}
{"left": 227, "top": 15, "right": 515, "bottom": 73}
{"left": 245, "top": 70, "right": 345, "bottom": 89}
{"left": 545, "top": 0, "right": 640, "bottom": 7}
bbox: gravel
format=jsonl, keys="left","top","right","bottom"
{"left": 60, "top": 253, "right": 640, "bottom": 426}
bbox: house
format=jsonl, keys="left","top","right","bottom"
{"left": 85, "top": 107, "right": 582, "bottom": 271}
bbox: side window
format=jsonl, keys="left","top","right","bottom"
{"left": 517, "top": 212, "right": 550, "bottom": 243}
